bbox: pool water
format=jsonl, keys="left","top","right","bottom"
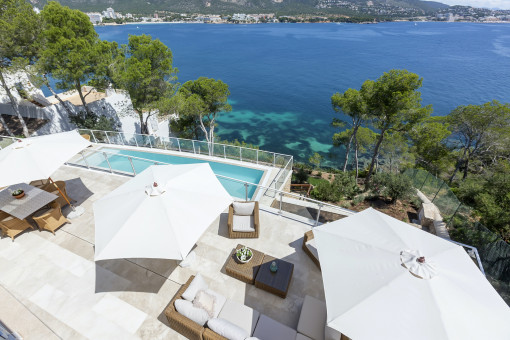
{"left": 83, "top": 147, "right": 264, "bottom": 199}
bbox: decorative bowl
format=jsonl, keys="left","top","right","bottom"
{"left": 12, "top": 189, "right": 25, "bottom": 199}
{"left": 236, "top": 247, "right": 253, "bottom": 263}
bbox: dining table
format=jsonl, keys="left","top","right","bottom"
{"left": 0, "top": 183, "right": 58, "bottom": 220}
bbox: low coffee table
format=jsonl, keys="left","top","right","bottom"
{"left": 225, "top": 244, "right": 265, "bottom": 285}
{"left": 255, "top": 254, "right": 294, "bottom": 298}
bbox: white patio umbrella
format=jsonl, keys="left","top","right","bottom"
{"left": 314, "top": 208, "right": 510, "bottom": 340}
{"left": 0, "top": 130, "right": 91, "bottom": 218}
{"left": 93, "top": 163, "right": 233, "bottom": 261}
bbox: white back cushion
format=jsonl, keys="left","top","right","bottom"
{"left": 233, "top": 202, "right": 255, "bottom": 216}
{"left": 182, "top": 274, "right": 209, "bottom": 301}
{"left": 207, "top": 318, "right": 249, "bottom": 340}
{"left": 175, "top": 299, "right": 210, "bottom": 326}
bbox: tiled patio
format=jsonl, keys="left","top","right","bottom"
{"left": 0, "top": 166, "right": 326, "bottom": 339}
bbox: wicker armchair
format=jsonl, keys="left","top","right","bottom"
{"left": 227, "top": 201, "right": 260, "bottom": 239}
{"left": 164, "top": 275, "right": 205, "bottom": 340}
{"left": 203, "top": 328, "right": 228, "bottom": 340}
{"left": 40, "top": 181, "right": 72, "bottom": 207}
{"left": 0, "top": 212, "right": 34, "bottom": 241}
{"left": 32, "top": 202, "right": 70, "bottom": 235}
{"left": 303, "top": 230, "right": 321, "bottom": 270}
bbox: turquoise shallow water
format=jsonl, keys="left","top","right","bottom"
{"left": 84, "top": 147, "right": 264, "bottom": 199}
{"left": 89, "top": 23, "right": 510, "bottom": 165}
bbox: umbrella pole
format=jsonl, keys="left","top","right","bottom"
{"left": 48, "top": 177, "right": 84, "bottom": 218}
{"left": 49, "top": 177, "right": 73, "bottom": 208}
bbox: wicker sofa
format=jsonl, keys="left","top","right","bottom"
{"left": 165, "top": 274, "right": 347, "bottom": 340}
{"left": 303, "top": 230, "right": 321, "bottom": 270}
{"left": 227, "top": 201, "right": 260, "bottom": 239}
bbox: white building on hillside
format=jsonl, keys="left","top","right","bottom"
{"left": 87, "top": 12, "right": 103, "bottom": 24}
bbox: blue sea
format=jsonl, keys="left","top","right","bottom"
{"left": 92, "top": 22, "right": 510, "bottom": 165}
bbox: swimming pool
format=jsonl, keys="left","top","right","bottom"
{"left": 80, "top": 147, "right": 265, "bottom": 199}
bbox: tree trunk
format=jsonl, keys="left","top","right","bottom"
{"left": 342, "top": 132, "right": 354, "bottom": 172}
{"left": 448, "top": 147, "right": 468, "bottom": 185}
{"left": 138, "top": 112, "right": 146, "bottom": 135}
{"left": 365, "top": 128, "right": 387, "bottom": 188}
{"left": 198, "top": 115, "right": 209, "bottom": 143}
{"left": 44, "top": 75, "right": 74, "bottom": 116}
{"left": 143, "top": 111, "right": 153, "bottom": 135}
{"left": 462, "top": 153, "right": 471, "bottom": 180}
{"left": 75, "top": 80, "right": 91, "bottom": 115}
{"left": 354, "top": 134, "right": 359, "bottom": 179}
{"left": 0, "top": 70, "right": 29, "bottom": 137}
{"left": 0, "top": 113, "right": 14, "bottom": 136}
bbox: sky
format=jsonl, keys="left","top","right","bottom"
{"left": 440, "top": 0, "right": 510, "bottom": 9}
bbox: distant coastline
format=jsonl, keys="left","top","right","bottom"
{"left": 95, "top": 20, "right": 510, "bottom": 26}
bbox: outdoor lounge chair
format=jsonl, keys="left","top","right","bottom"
{"left": 227, "top": 201, "right": 260, "bottom": 239}
{"left": 0, "top": 212, "right": 34, "bottom": 241}
{"left": 303, "top": 230, "right": 321, "bottom": 270}
{"left": 32, "top": 202, "right": 70, "bottom": 235}
{"left": 40, "top": 180, "right": 72, "bottom": 207}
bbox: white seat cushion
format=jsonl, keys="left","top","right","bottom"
{"left": 233, "top": 202, "right": 255, "bottom": 216}
{"left": 218, "top": 299, "right": 260, "bottom": 335}
{"left": 206, "top": 288, "right": 227, "bottom": 318}
{"left": 207, "top": 318, "right": 249, "bottom": 340}
{"left": 297, "top": 295, "right": 327, "bottom": 340}
{"left": 232, "top": 215, "right": 255, "bottom": 232}
{"left": 305, "top": 238, "right": 319, "bottom": 260}
{"left": 182, "top": 274, "right": 209, "bottom": 301}
{"left": 253, "top": 314, "right": 297, "bottom": 340}
{"left": 174, "top": 299, "right": 210, "bottom": 326}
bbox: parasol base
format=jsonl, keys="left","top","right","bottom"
{"left": 67, "top": 206, "right": 85, "bottom": 219}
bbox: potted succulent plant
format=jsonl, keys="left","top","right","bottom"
{"left": 236, "top": 246, "right": 253, "bottom": 263}
{"left": 11, "top": 189, "right": 25, "bottom": 199}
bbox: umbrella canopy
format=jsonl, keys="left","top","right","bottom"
{"left": 93, "top": 163, "right": 233, "bottom": 261}
{"left": 314, "top": 208, "right": 510, "bottom": 340}
{"left": 0, "top": 130, "right": 91, "bottom": 187}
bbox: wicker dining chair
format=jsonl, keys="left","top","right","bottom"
{"left": 0, "top": 211, "right": 35, "bottom": 241}
{"left": 29, "top": 179, "right": 50, "bottom": 188}
{"left": 40, "top": 181, "right": 72, "bottom": 207}
{"left": 32, "top": 202, "right": 70, "bottom": 235}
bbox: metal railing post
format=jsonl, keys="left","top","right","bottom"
{"left": 148, "top": 136, "right": 153, "bottom": 148}
{"left": 80, "top": 151, "right": 90, "bottom": 169}
{"left": 91, "top": 131, "right": 98, "bottom": 143}
{"left": 256, "top": 150, "right": 259, "bottom": 164}
{"left": 240, "top": 148, "right": 242, "bottom": 162}
{"left": 223, "top": 145, "right": 226, "bottom": 158}
{"left": 177, "top": 139, "right": 181, "bottom": 152}
{"left": 128, "top": 157, "right": 136, "bottom": 175}
{"left": 278, "top": 192, "right": 284, "bottom": 215}
{"left": 103, "top": 152, "right": 113, "bottom": 173}
{"left": 134, "top": 135, "right": 139, "bottom": 147}
{"left": 273, "top": 153, "right": 276, "bottom": 167}
{"left": 432, "top": 181, "right": 446, "bottom": 202}
{"left": 105, "top": 132, "right": 111, "bottom": 144}
{"left": 419, "top": 172, "right": 431, "bottom": 191}
{"left": 244, "top": 183, "right": 249, "bottom": 201}
{"left": 163, "top": 138, "right": 167, "bottom": 150}
{"left": 192, "top": 141, "right": 196, "bottom": 154}
{"left": 314, "top": 203, "right": 323, "bottom": 227}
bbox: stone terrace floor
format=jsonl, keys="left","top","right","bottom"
{"left": 0, "top": 166, "right": 326, "bottom": 339}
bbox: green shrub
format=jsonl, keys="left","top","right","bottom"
{"left": 310, "top": 172, "right": 359, "bottom": 202}
{"left": 293, "top": 167, "right": 309, "bottom": 184}
{"left": 69, "top": 110, "right": 117, "bottom": 131}
{"left": 352, "top": 194, "right": 364, "bottom": 206}
{"left": 334, "top": 172, "right": 359, "bottom": 199}
{"left": 310, "top": 181, "right": 341, "bottom": 202}
{"left": 371, "top": 172, "right": 414, "bottom": 204}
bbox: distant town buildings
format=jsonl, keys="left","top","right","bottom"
{"left": 82, "top": 6, "right": 509, "bottom": 25}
